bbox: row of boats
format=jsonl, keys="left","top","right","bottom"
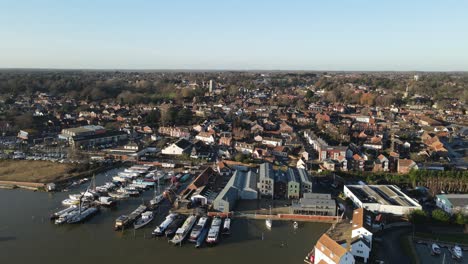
{"left": 153, "top": 214, "right": 231, "bottom": 248}
{"left": 52, "top": 165, "right": 165, "bottom": 225}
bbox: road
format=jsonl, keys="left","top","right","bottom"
{"left": 374, "top": 227, "right": 412, "bottom": 264}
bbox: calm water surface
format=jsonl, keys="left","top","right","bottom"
{"left": 0, "top": 169, "right": 330, "bottom": 264}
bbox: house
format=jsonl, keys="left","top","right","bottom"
{"left": 274, "top": 171, "right": 287, "bottom": 199}
{"left": 235, "top": 141, "right": 255, "bottom": 154}
{"left": 158, "top": 126, "right": 190, "bottom": 138}
{"left": 297, "top": 158, "right": 307, "bottom": 170}
{"left": 374, "top": 154, "right": 389, "bottom": 172}
{"left": 314, "top": 234, "right": 355, "bottom": 264}
{"left": 397, "top": 159, "right": 418, "bottom": 174}
{"left": 342, "top": 238, "right": 371, "bottom": 264}
{"left": 295, "top": 168, "right": 312, "bottom": 195}
{"left": 348, "top": 208, "right": 373, "bottom": 263}
{"left": 279, "top": 121, "right": 294, "bottom": 134}
{"left": 435, "top": 194, "right": 468, "bottom": 215}
{"left": 257, "top": 162, "right": 275, "bottom": 198}
{"left": 219, "top": 134, "right": 233, "bottom": 146}
{"left": 262, "top": 137, "right": 283, "bottom": 147}
{"left": 161, "top": 138, "right": 192, "bottom": 155}
{"left": 286, "top": 168, "right": 300, "bottom": 199}
{"left": 350, "top": 154, "right": 365, "bottom": 171}
{"left": 195, "top": 131, "right": 216, "bottom": 144}
{"left": 217, "top": 161, "right": 233, "bottom": 177}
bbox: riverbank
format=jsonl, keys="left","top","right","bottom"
{"left": 0, "top": 160, "right": 122, "bottom": 191}
{"left": 0, "top": 160, "right": 73, "bottom": 183}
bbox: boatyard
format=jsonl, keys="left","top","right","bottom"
{"left": 0, "top": 168, "right": 331, "bottom": 264}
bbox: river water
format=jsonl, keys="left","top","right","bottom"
{"left": 0, "top": 169, "right": 330, "bottom": 264}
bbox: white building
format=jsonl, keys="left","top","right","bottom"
{"left": 435, "top": 194, "right": 468, "bottom": 215}
{"left": 195, "top": 132, "right": 215, "bottom": 144}
{"left": 344, "top": 185, "right": 421, "bottom": 215}
{"left": 161, "top": 139, "right": 192, "bottom": 155}
{"left": 257, "top": 162, "right": 275, "bottom": 197}
{"left": 262, "top": 137, "right": 283, "bottom": 147}
{"left": 314, "top": 234, "right": 355, "bottom": 264}
{"left": 348, "top": 208, "right": 373, "bottom": 263}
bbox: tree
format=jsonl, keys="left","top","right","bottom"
{"left": 431, "top": 209, "right": 450, "bottom": 223}
{"left": 305, "top": 90, "right": 315, "bottom": 99}
{"left": 454, "top": 213, "right": 467, "bottom": 225}
{"left": 145, "top": 110, "right": 161, "bottom": 125}
{"left": 408, "top": 209, "right": 428, "bottom": 224}
{"left": 360, "top": 93, "right": 375, "bottom": 106}
{"left": 177, "top": 108, "right": 193, "bottom": 125}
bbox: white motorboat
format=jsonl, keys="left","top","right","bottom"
{"left": 170, "top": 215, "right": 198, "bottom": 245}
{"left": 221, "top": 217, "right": 231, "bottom": 235}
{"left": 98, "top": 196, "right": 115, "bottom": 207}
{"left": 152, "top": 213, "right": 177, "bottom": 236}
{"left": 62, "top": 199, "right": 80, "bottom": 206}
{"left": 189, "top": 216, "right": 209, "bottom": 242}
{"left": 266, "top": 219, "right": 272, "bottom": 230}
{"left": 206, "top": 217, "right": 222, "bottom": 245}
{"left": 150, "top": 194, "right": 164, "bottom": 207}
{"left": 431, "top": 243, "right": 441, "bottom": 255}
{"left": 134, "top": 211, "right": 154, "bottom": 229}
{"left": 108, "top": 192, "right": 129, "bottom": 199}
{"left": 293, "top": 221, "right": 299, "bottom": 229}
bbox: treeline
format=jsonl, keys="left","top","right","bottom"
{"left": 409, "top": 208, "right": 467, "bottom": 225}
{"left": 336, "top": 170, "right": 468, "bottom": 194}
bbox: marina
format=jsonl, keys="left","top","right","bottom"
{"left": 0, "top": 168, "right": 331, "bottom": 264}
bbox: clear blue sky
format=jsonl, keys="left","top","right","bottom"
{"left": 0, "top": 0, "right": 467, "bottom": 71}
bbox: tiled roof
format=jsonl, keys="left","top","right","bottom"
{"left": 315, "top": 234, "right": 347, "bottom": 263}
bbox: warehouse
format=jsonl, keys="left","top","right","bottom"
{"left": 344, "top": 184, "right": 421, "bottom": 215}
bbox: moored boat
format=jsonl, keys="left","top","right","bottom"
{"left": 149, "top": 194, "right": 164, "bottom": 208}
{"left": 54, "top": 208, "right": 81, "bottom": 224}
{"left": 134, "top": 211, "right": 154, "bottom": 229}
{"left": 206, "top": 217, "right": 222, "bottom": 245}
{"left": 62, "top": 199, "right": 80, "bottom": 206}
{"left": 293, "top": 221, "right": 299, "bottom": 229}
{"left": 114, "top": 215, "right": 129, "bottom": 230}
{"left": 97, "top": 196, "right": 115, "bottom": 207}
{"left": 189, "top": 216, "right": 209, "bottom": 242}
{"left": 152, "top": 213, "right": 177, "bottom": 236}
{"left": 266, "top": 219, "right": 272, "bottom": 230}
{"left": 195, "top": 225, "right": 209, "bottom": 248}
{"left": 50, "top": 206, "right": 77, "bottom": 220}
{"left": 165, "top": 214, "right": 187, "bottom": 237}
{"left": 170, "top": 215, "right": 198, "bottom": 245}
{"left": 108, "top": 192, "right": 129, "bottom": 200}
{"left": 221, "top": 217, "right": 231, "bottom": 236}
{"left": 114, "top": 204, "right": 147, "bottom": 230}
{"left": 67, "top": 207, "right": 98, "bottom": 224}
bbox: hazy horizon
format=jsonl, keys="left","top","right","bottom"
{"left": 1, "top": 0, "right": 467, "bottom": 71}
